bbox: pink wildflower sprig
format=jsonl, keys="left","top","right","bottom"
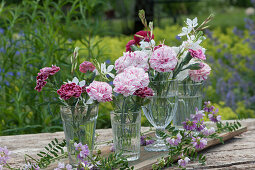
{"left": 35, "top": 65, "right": 60, "bottom": 92}
{"left": 0, "top": 146, "right": 10, "bottom": 166}
{"left": 178, "top": 155, "right": 190, "bottom": 168}
{"left": 140, "top": 136, "right": 154, "bottom": 146}
{"left": 166, "top": 133, "right": 182, "bottom": 146}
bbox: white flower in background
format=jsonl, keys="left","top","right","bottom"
{"left": 178, "top": 27, "right": 192, "bottom": 37}
{"left": 67, "top": 77, "right": 86, "bottom": 87}
{"left": 186, "top": 17, "right": 198, "bottom": 29}
{"left": 181, "top": 35, "right": 205, "bottom": 51}
{"left": 245, "top": 7, "right": 255, "bottom": 16}
{"left": 140, "top": 39, "right": 155, "bottom": 50}
{"left": 100, "top": 62, "right": 115, "bottom": 78}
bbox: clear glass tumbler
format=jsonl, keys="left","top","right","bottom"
{"left": 142, "top": 80, "right": 178, "bottom": 151}
{"left": 60, "top": 104, "right": 98, "bottom": 166}
{"left": 111, "top": 110, "right": 141, "bottom": 161}
{"left": 173, "top": 81, "right": 203, "bottom": 130}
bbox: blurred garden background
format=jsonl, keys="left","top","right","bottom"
{"left": 0, "top": 0, "right": 255, "bottom": 135}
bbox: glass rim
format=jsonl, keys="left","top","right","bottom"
{"left": 149, "top": 79, "right": 178, "bottom": 83}
{"left": 178, "top": 82, "right": 203, "bottom": 85}
{"left": 111, "top": 110, "right": 141, "bottom": 114}
{"left": 60, "top": 104, "right": 98, "bottom": 109}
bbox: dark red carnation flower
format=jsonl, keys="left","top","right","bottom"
{"left": 134, "top": 31, "right": 154, "bottom": 45}
{"left": 125, "top": 40, "right": 136, "bottom": 52}
{"left": 134, "top": 87, "right": 154, "bottom": 98}
{"left": 57, "top": 83, "right": 82, "bottom": 100}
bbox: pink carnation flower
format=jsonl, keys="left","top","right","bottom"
{"left": 40, "top": 65, "right": 60, "bottom": 76}
{"left": 115, "top": 51, "right": 149, "bottom": 73}
{"left": 189, "top": 49, "right": 206, "bottom": 60}
{"left": 113, "top": 66, "right": 149, "bottom": 97}
{"left": 189, "top": 62, "right": 211, "bottom": 82}
{"left": 35, "top": 65, "right": 60, "bottom": 92}
{"left": 125, "top": 40, "right": 136, "bottom": 52}
{"left": 86, "top": 81, "right": 113, "bottom": 102}
{"left": 79, "top": 61, "right": 96, "bottom": 73}
{"left": 149, "top": 46, "right": 178, "bottom": 72}
{"left": 57, "top": 83, "right": 82, "bottom": 100}
{"left": 134, "top": 30, "right": 154, "bottom": 45}
{"left": 133, "top": 87, "right": 154, "bottom": 98}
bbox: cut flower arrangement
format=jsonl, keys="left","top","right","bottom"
{"left": 0, "top": 11, "right": 243, "bottom": 170}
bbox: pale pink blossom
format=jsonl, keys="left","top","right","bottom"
{"left": 113, "top": 66, "right": 149, "bottom": 97}
{"left": 202, "top": 127, "right": 216, "bottom": 136}
{"left": 86, "top": 81, "right": 113, "bottom": 102}
{"left": 149, "top": 46, "right": 178, "bottom": 72}
{"left": 178, "top": 157, "right": 190, "bottom": 168}
{"left": 189, "top": 49, "right": 206, "bottom": 60}
{"left": 189, "top": 62, "right": 211, "bottom": 82}
{"left": 166, "top": 133, "right": 182, "bottom": 146}
{"left": 79, "top": 61, "right": 96, "bottom": 73}
{"left": 115, "top": 51, "right": 149, "bottom": 73}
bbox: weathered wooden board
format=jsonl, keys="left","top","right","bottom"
{"left": 1, "top": 119, "right": 254, "bottom": 169}
{"left": 130, "top": 127, "right": 248, "bottom": 170}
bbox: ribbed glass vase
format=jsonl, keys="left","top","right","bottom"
{"left": 60, "top": 104, "right": 98, "bottom": 166}
{"left": 111, "top": 110, "right": 141, "bottom": 161}
{"left": 173, "top": 82, "right": 203, "bottom": 130}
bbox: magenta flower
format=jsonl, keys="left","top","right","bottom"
{"left": 189, "top": 62, "right": 211, "bottom": 82}
{"left": 114, "top": 51, "right": 149, "bottom": 73}
{"left": 182, "top": 120, "right": 197, "bottom": 131}
{"left": 189, "top": 49, "right": 206, "bottom": 60}
{"left": 166, "top": 133, "right": 182, "bottom": 146}
{"left": 54, "top": 162, "right": 72, "bottom": 170}
{"left": 133, "top": 87, "right": 154, "bottom": 98}
{"left": 191, "top": 137, "right": 207, "bottom": 149}
{"left": 79, "top": 61, "right": 96, "bottom": 73}
{"left": 149, "top": 46, "right": 178, "bottom": 72}
{"left": 113, "top": 66, "right": 149, "bottom": 97}
{"left": 74, "top": 142, "right": 90, "bottom": 161}
{"left": 40, "top": 65, "right": 60, "bottom": 76}
{"left": 125, "top": 40, "right": 136, "bottom": 52}
{"left": 57, "top": 83, "right": 82, "bottom": 100}
{"left": 0, "top": 146, "right": 10, "bottom": 165}
{"left": 178, "top": 157, "right": 190, "bottom": 168}
{"left": 134, "top": 30, "right": 154, "bottom": 45}
{"left": 202, "top": 127, "right": 215, "bottom": 136}
{"left": 35, "top": 65, "right": 60, "bottom": 92}
{"left": 86, "top": 81, "right": 113, "bottom": 102}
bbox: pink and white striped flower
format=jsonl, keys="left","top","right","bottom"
{"left": 149, "top": 46, "right": 178, "bottom": 72}
{"left": 189, "top": 62, "right": 211, "bottom": 82}
{"left": 113, "top": 66, "right": 149, "bottom": 97}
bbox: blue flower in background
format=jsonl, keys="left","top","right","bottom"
{"left": 175, "top": 36, "right": 181, "bottom": 41}
{"left": 105, "top": 59, "right": 111, "bottom": 64}
{"left": 6, "top": 72, "right": 14, "bottom": 77}
{"left": 109, "top": 81, "right": 113, "bottom": 86}
{"left": 15, "top": 51, "right": 20, "bottom": 55}
{"left": 17, "top": 72, "right": 21, "bottom": 77}
{"left": 0, "top": 47, "right": 5, "bottom": 53}
{"left": 4, "top": 80, "right": 10, "bottom": 86}
{"left": 0, "top": 28, "right": 4, "bottom": 34}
